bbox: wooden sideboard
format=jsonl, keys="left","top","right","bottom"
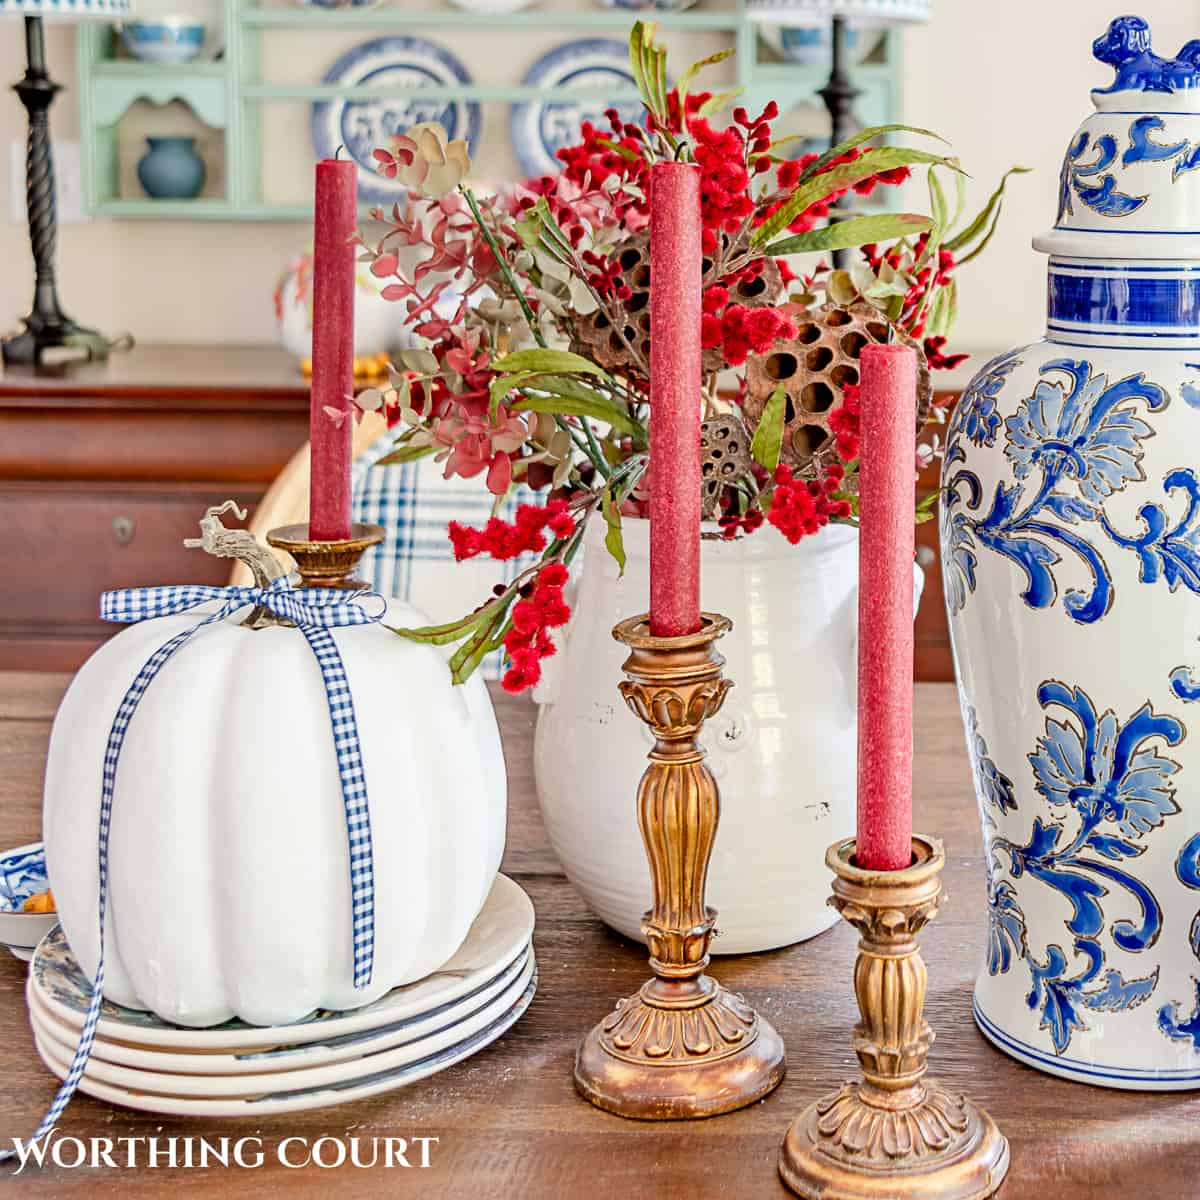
{"left": 0, "top": 346, "right": 310, "bottom": 671}
{"left": 0, "top": 343, "right": 964, "bottom": 678}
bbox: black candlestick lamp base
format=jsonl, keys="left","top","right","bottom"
{"left": 818, "top": 15, "right": 864, "bottom": 270}
{"left": 4, "top": 16, "right": 118, "bottom": 367}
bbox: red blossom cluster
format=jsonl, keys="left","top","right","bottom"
{"left": 718, "top": 505, "right": 764, "bottom": 540}
{"left": 581, "top": 247, "right": 632, "bottom": 301}
{"left": 829, "top": 382, "right": 862, "bottom": 462}
{"left": 923, "top": 335, "right": 969, "bottom": 371}
{"left": 700, "top": 281, "right": 797, "bottom": 365}
{"left": 766, "top": 463, "right": 851, "bottom": 544}
{"left": 448, "top": 499, "right": 575, "bottom": 562}
{"left": 501, "top": 562, "right": 572, "bottom": 694}
{"left": 555, "top": 109, "right": 652, "bottom": 230}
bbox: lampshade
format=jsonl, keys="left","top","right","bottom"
{"left": 745, "top": 0, "right": 932, "bottom": 25}
{"left": 0, "top": 0, "right": 132, "bottom": 19}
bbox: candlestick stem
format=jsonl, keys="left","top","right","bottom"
{"left": 779, "top": 836, "right": 1009, "bottom": 1199}
{"left": 574, "top": 613, "right": 786, "bottom": 1120}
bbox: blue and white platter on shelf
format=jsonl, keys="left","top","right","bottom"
{"left": 312, "top": 36, "right": 482, "bottom": 206}
{"left": 510, "top": 39, "right": 659, "bottom": 181}
{"left": 295, "top": 0, "right": 383, "bottom": 10}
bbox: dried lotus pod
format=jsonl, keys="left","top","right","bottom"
{"left": 743, "top": 302, "right": 932, "bottom": 475}
{"left": 700, "top": 413, "right": 752, "bottom": 519}
{"left": 569, "top": 233, "right": 784, "bottom": 378}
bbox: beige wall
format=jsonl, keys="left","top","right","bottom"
{"left": 2, "top": 1, "right": 1198, "bottom": 351}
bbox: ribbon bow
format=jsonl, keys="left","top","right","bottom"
{"left": 7, "top": 580, "right": 386, "bottom": 1159}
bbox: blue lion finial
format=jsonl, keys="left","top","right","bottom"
{"left": 1094, "top": 16, "right": 1200, "bottom": 93}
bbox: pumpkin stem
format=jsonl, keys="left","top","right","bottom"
{"left": 184, "top": 502, "right": 288, "bottom": 629}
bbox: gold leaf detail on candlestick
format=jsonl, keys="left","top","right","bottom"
{"left": 574, "top": 614, "right": 786, "bottom": 1119}
{"left": 778, "top": 837, "right": 1009, "bottom": 1199}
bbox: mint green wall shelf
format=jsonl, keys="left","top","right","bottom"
{"left": 77, "top": 2, "right": 901, "bottom": 220}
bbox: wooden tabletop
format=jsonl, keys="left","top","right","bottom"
{"left": 0, "top": 673, "right": 1196, "bottom": 1197}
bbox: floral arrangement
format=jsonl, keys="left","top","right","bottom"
{"left": 350, "top": 23, "right": 1022, "bottom": 691}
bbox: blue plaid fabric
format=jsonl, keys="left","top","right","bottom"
{"left": 351, "top": 435, "right": 539, "bottom": 678}
{"left": 2, "top": 580, "right": 384, "bottom": 1161}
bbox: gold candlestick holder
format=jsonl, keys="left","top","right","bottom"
{"left": 779, "top": 836, "right": 1009, "bottom": 1200}
{"left": 266, "top": 522, "right": 385, "bottom": 589}
{"left": 574, "top": 612, "right": 786, "bottom": 1120}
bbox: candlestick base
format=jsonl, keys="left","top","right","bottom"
{"left": 574, "top": 613, "right": 786, "bottom": 1120}
{"left": 778, "top": 836, "right": 1009, "bottom": 1199}
{"left": 266, "top": 522, "right": 385, "bottom": 589}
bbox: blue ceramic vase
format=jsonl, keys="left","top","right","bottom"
{"left": 137, "top": 137, "right": 206, "bottom": 200}
{"left": 942, "top": 16, "right": 1200, "bottom": 1090}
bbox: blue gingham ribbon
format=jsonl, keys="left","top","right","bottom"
{"left": 5, "top": 580, "right": 385, "bottom": 1161}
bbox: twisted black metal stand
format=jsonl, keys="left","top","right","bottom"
{"left": 818, "top": 15, "right": 863, "bottom": 269}
{"left": 4, "top": 17, "right": 113, "bottom": 366}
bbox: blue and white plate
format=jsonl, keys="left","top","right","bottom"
{"left": 510, "top": 39, "right": 659, "bottom": 181}
{"left": 312, "top": 36, "right": 482, "bottom": 206}
{"left": 0, "top": 841, "right": 55, "bottom": 953}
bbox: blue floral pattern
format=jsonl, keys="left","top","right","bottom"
{"left": 948, "top": 349, "right": 1022, "bottom": 449}
{"left": 1158, "top": 833, "right": 1200, "bottom": 1047}
{"left": 943, "top": 357, "right": 1200, "bottom": 624}
{"left": 1057, "top": 117, "right": 1200, "bottom": 222}
{"left": 972, "top": 682, "right": 1185, "bottom": 1055}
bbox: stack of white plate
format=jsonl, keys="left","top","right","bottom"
{"left": 25, "top": 875, "right": 535, "bottom": 1116}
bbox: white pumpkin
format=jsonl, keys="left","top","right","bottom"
{"left": 42, "top": 597, "right": 506, "bottom": 1028}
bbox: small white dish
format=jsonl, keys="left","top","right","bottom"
{"left": 31, "top": 874, "right": 534, "bottom": 1051}
{"left": 447, "top": 0, "right": 536, "bottom": 11}
{"left": 121, "top": 19, "right": 206, "bottom": 65}
{"left": 33, "top": 971, "right": 537, "bottom": 1116}
{"left": 31, "top": 954, "right": 534, "bottom": 1100}
{"left": 0, "top": 842, "right": 56, "bottom": 952}
{"left": 27, "top": 941, "right": 530, "bottom": 1076}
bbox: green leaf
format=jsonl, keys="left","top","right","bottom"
{"left": 926, "top": 285, "right": 951, "bottom": 338}
{"left": 490, "top": 348, "right": 605, "bottom": 377}
{"left": 750, "top": 384, "right": 788, "bottom": 473}
{"left": 798, "top": 124, "right": 948, "bottom": 187}
{"left": 946, "top": 165, "right": 1031, "bottom": 254}
{"left": 512, "top": 386, "right": 644, "bottom": 438}
{"left": 602, "top": 488, "right": 626, "bottom": 576}
{"left": 751, "top": 148, "right": 961, "bottom": 248}
{"left": 489, "top": 369, "right": 540, "bottom": 418}
{"left": 697, "top": 89, "right": 744, "bottom": 119}
{"left": 928, "top": 167, "right": 948, "bottom": 240}
{"left": 390, "top": 604, "right": 497, "bottom": 647}
{"left": 677, "top": 47, "right": 735, "bottom": 105}
{"left": 763, "top": 212, "right": 933, "bottom": 256}
{"left": 374, "top": 442, "right": 437, "bottom": 467}
{"left": 629, "top": 21, "right": 651, "bottom": 113}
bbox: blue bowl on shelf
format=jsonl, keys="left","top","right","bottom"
{"left": 121, "top": 18, "right": 206, "bottom": 65}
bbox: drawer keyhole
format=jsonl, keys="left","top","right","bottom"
{"left": 112, "top": 516, "right": 136, "bottom": 546}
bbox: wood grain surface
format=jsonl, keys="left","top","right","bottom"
{"left": 0, "top": 674, "right": 1195, "bottom": 1198}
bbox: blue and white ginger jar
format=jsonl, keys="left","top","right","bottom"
{"left": 942, "top": 15, "right": 1200, "bottom": 1090}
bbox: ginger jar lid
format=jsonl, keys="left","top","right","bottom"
{"left": 1035, "top": 15, "right": 1200, "bottom": 260}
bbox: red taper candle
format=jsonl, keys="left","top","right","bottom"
{"left": 308, "top": 157, "right": 357, "bottom": 542}
{"left": 855, "top": 342, "right": 917, "bottom": 870}
{"left": 648, "top": 161, "right": 702, "bottom": 638}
